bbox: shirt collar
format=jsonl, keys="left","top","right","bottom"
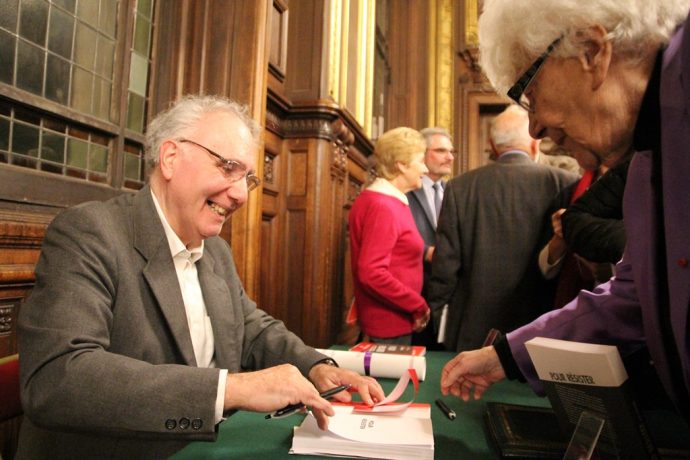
{"left": 366, "top": 178, "right": 409, "bottom": 205}
{"left": 422, "top": 175, "right": 443, "bottom": 189}
{"left": 498, "top": 150, "right": 531, "bottom": 161}
{"left": 151, "top": 190, "right": 204, "bottom": 263}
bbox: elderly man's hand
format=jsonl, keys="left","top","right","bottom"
{"left": 440, "top": 346, "right": 506, "bottom": 401}
{"left": 308, "top": 363, "right": 384, "bottom": 428}
{"left": 224, "top": 364, "right": 335, "bottom": 427}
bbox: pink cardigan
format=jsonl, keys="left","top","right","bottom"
{"left": 349, "top": 189, "right": 428, "bottom": 338}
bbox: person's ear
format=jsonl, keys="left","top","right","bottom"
{"left": 530, "top": 139, "right": 541, "bottom": 158}
{"left": 575, "top": 25, "right": 612, "bottom": 91}
{"left": 159, "top": 140, "right": 178, "bottom": 180}
{"left": 488, "top": 138, "right": 499, "bottom": 161}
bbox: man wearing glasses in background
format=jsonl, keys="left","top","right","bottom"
{"left": 16, "top": 95, "right": 383, "bottom": 459}
{"left": 406, "top": 127, "right": 455, "bottom": 350}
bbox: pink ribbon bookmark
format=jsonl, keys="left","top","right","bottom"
{"left": 352, "top": 368, "right": 420, "bottom": 413}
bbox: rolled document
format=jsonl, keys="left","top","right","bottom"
{"left": 316, "top": 349, "right": 426, "bottom": 381}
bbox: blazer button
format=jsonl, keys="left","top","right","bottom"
{"left": 165, "top": 419, "right": 177, "bottom": 430}
{"left": 191, "top": 418, "right": 203, "bottom": 430}
{"left": 678, "top": 257, "right": 689, "bottom": 268}
{"left": 179, "top": 417, "right": 190, "bottom": 430}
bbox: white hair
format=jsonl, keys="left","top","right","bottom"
{"left": 489, "top": 105, "right": 532, "bottom": 149}
{"left": 144, "top": 94, "right": 261, "bottom": 167}
{"left": 419, "top": 127, "right": 453, "bottom": 146}
{"left": 478, "top": 0, "right": 690, "bottom": 94}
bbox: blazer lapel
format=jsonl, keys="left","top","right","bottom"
{"left": 133, "top": 186, "right": 198, "bottom": 366}
{"left": 661, "top": 51, "right": 690, "bottom": 365}
{"left": 196, "top": 253, "right": 240, "bottom": 371}
{"left": 411, "top": 187, "right": 436, "bottom": 229}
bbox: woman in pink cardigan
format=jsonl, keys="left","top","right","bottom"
{"left": 349, "top": 127, "right": 431, "bottom": 345}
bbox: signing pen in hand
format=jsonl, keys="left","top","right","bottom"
{"left": 265, "top": 384, "right": 351, "bottom": 420}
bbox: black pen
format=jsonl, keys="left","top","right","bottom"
{"left": 435, "top": 398, "right": 456, "bottom": 420}
{"left": 265, "top": 384, "right": 351, "bottom": 420}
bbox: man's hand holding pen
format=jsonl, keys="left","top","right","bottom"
{"left": 224, "top": 361, "right": 384, "bottom": 431}
{"left": 308, "top": 362, "right": 385, "bottom": 429}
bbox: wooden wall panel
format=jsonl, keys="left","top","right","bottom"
{"left": 387, "top": 0, "right": 429, "bottom": 130}
{"left": 151, "top": 0, "right": 270, "bottom": 298}
{"left": 285, "top": 0, "right": 325, "bottom": 101}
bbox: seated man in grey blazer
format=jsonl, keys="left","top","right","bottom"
{"left": 16, "top": 95, "right": 383, "bottom": 459}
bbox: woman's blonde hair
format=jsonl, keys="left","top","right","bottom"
{"left": 373, "top": 127, "right": 426, "bottom": 180}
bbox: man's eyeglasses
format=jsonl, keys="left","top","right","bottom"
{"left": 428, "top": 148, "right": 457, "bottom": 155}
{"left": 178, "top": 139, "right": 261, "bottom": 192}
{"left": 507, "top": 36, "right": 562, "bottom": 112}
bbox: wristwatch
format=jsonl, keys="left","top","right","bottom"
{"left": 318, "top": 358, "right": 339, "bottom": 367}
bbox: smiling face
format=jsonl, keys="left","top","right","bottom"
{"left": 394, "top": 151, "right": 429, "bottom": 193}
{"left": 155, "top": 110, "right": 257, "bottom": 248}
{"left": 424, "top": 134, "right": 455, "bottom": 181}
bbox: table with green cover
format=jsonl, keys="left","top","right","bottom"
{"left": 173, "top": 350, "right": 550, "bottom": 459}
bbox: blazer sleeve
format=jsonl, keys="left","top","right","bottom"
{"left": 561, "top": 159, "right": 629, "bottom": 263}
{"left": 210, "top": 242, "right": 327, "bottom": 374}
{"left": 19, "top": 206, "right": 223, "bottom": 440}
{"left": 507, "top": 251, "right": 645, "bottom": 395}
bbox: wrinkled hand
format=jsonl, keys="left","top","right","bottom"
{"left": 224, "top": 364, "right": 334, "bottom": 428}
{"left": 551, "top": 208, "right": 566, "bottom": 238}
{"left": 440, "top": 346, "right": 506, "bottom": 401}
{"left": 412, "top": 308, "right": 431, "bottom": 333}
{"left": 309, "top": 364, "right": 384, "bottom": 428}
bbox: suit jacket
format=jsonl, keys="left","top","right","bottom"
{"left": 407, "top": 182, "right": 443, "bottom": 297}
{"left": 508, "top": 18, "right": 690, "bottom": 411}
{"left": 17, "top": 185, "right": 326, "bottom": 459}
{"left": 428, "top": 152, "right": 578, "bottom": 351}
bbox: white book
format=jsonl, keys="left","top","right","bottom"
{"left": 525, "top": 337, "right": 658, "bottom": 459}
{"left": 525, "top": 336, "right": 628, "bottom": 387}
{"left": 289, "top": 403, "right": 434, "bottom": 460}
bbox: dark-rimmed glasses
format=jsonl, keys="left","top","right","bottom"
{"left": 507, "top": 36, "right": 562, "bottom": 112}
{"left": 428, "top": 147, "right": 457, "bottom": 155}
{"left": 178, "top": 138, "right": 261, "bottom": 191}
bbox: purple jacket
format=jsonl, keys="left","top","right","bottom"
{"left": 508, "top": 19, "right": 690, "bottom": 409}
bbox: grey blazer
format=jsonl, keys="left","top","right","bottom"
{"left": 17, "top": 185, "right": 326, "bottom": 459}
{"left": 427, "top": 153, "right": 578, "bottom": 351}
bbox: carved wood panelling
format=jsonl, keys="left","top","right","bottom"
{"left": 268, "top": 0, "right": 289, "bottom": 82}
{"left": 263, "top": 153, "right": 276, "bottom": 185}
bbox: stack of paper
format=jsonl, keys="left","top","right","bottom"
{"left": 290, "top": 403, "right": 434, "bottom": 460}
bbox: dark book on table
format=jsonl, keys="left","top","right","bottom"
{"left": 485, "top": 338, "right": 690, "bottom": 460}
{"left": 485, "top": 401, "right": 690, "bottom": 460}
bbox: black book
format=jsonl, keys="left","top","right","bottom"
{"left": 484, "top": 402, "right": 567, "bottom": 459}
{"left": 485, "top": 402, "right": 690, "bottom": 460}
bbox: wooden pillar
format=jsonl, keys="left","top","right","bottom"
{"left": 151, "top": 0, "right": 271, "bottom": 298}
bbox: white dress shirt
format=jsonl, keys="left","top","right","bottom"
{"left": 151, "top": 191, "right": 227, "bottom": 423}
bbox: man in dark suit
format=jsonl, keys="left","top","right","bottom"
{"left": 16, "top": 95, "right": 383, "bottom": 459}
{"left": 406, "top": 127, "right": 455, "bottom": 349}
{"left": 427, "top": 105, "right": 578, "bottom": 352}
